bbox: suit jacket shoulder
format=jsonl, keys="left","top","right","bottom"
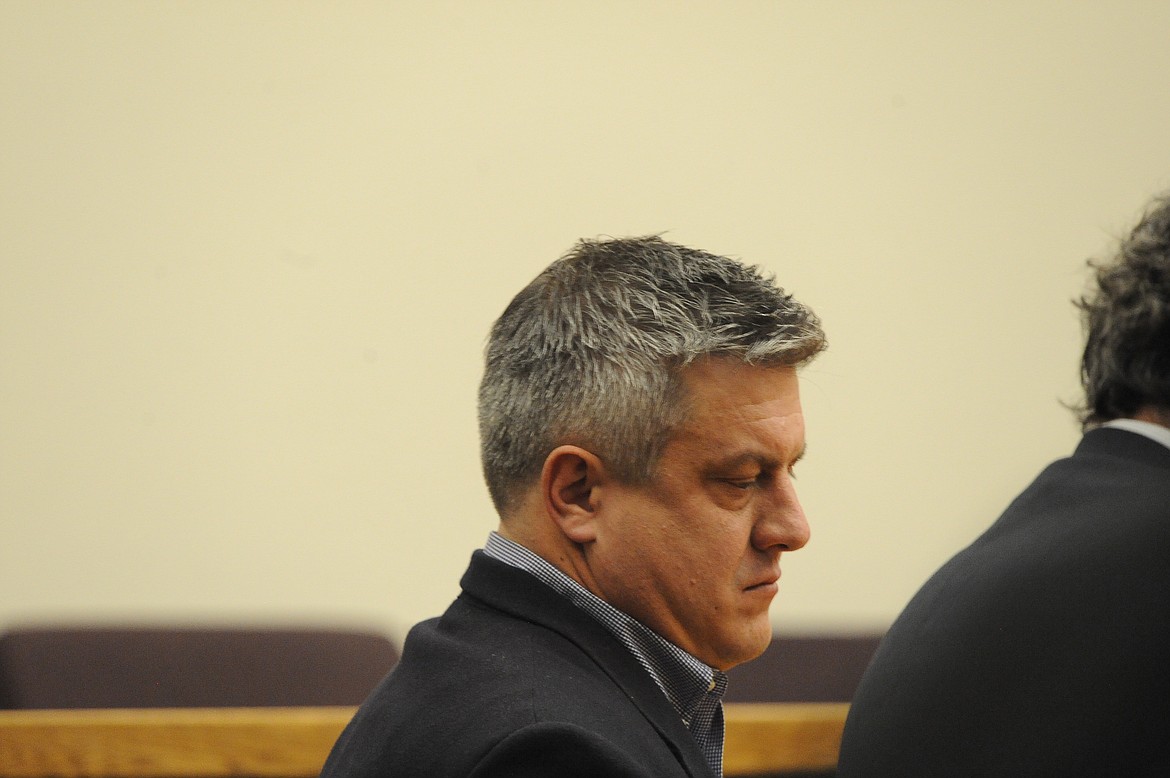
{"left": 838, "top": 429, "right": 1170, "bottom": 777}
{"left": 321, "top": 552, "right": 713, "bottom": 778}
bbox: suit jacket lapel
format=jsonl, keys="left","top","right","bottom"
{"left": 460, "top": 551, "right": 716, "bottom": 778}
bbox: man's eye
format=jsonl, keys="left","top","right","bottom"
{"left": 725, "top": 478, "right": 756, "bottom": 490}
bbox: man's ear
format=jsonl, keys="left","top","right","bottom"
{"left": 541, "top": 445, "right": 606, "bottom": 545}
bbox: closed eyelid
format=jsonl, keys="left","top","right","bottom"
{"left": 708, "top": 446, "right": 805, "bottom": 487}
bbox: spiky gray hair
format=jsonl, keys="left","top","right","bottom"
{"left": 478, "top": 235, "right": 826, "bottom": 515}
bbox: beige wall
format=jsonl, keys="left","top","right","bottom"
{"left": 3, "top": 1, "right": 1169, "bottom": 643}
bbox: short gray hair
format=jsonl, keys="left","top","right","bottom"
{"left": 478, "top": 235, "right": 826, "bottom": 515}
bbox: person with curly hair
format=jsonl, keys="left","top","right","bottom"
{"left": 838, "top": 196, "right": 1170, "bottom": 777}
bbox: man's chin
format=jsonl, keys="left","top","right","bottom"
{"left": 711, "top": 628, "right": 773, "bottom": 671}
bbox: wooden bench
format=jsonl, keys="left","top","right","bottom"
{"left": 0, "top": 703, "right": 848, "bottom": 777}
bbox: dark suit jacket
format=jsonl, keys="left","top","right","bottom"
{"left": 320, "top": 551, "right": 716, "bottom": 778}
{"left": 837, "top": 428, "right": 1170, "bottom": 777}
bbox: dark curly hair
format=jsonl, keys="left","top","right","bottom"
{"left": 1078, "top": 194, "right": 1170, "bottom": 429}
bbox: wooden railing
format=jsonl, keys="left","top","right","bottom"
{"left": 724, "top": 703, "right": 847, "bottom": 775}
{"left": 0, "top": 702, "right": 849, "bottom": 777}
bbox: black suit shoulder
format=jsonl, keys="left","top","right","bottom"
{"left": 838, "top": 430, "right": 1170, "bottom": 777}
{"left": 321, "top": 553, "right": 707, "bottom": 778}
{"left": 468, "top": 722, "right": 662, "bottom": 778}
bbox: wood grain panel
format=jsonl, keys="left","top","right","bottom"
{"left": 0, "top": 703, "right": 849, "bottom": 777}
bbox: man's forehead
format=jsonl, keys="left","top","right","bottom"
{"left": 677, "top": 360, "right": 801, "bottom": 410}
{"left": 668, "top": 384, "right": 805, "bottom": 452}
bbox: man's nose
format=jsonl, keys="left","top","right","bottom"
{"left": 751, "top": 478, "right": 810, "bottom": 552}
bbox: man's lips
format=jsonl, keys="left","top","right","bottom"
{"left": 744, "top": 573, "right": 780, "bottom": 592}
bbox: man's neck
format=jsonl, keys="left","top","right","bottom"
{"left": 1133, "top": 405, "right": 1170, "bottom": 429}
{"left": 496, "top": 512, "right": 602, "bottom": 602}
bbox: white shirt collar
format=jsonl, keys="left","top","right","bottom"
{"left": 1101, "top": 418, "right": 1170, "bottom": 451}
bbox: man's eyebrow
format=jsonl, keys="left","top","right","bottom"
{"left": 709, "top": 445, "right": 807, "bottom": 472}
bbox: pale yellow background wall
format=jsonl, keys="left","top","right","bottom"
{"left": 3, "top": 1, "right": 1169, "bottom": 644}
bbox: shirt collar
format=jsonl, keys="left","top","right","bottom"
{"left": 482, "top": 531, "right": 725, "bottom": 718}
{"left": 1101, "top": 418, "right": 1170, "bottom": 451}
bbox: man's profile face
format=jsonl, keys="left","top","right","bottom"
{"left": 586, "top": 359, "right": 810, "bottom": 670}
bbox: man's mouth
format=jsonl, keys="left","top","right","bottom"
{"left": 745, "top": 574, "right": 780, "bottom": 592}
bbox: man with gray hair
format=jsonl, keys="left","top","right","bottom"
{"left": 321, "top": 236, "right": 826, "bottom": 777}
{"left": 838, "top": 195, "right": 1170, "bottom": 776}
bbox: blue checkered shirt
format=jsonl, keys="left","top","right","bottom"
{"left": 484, "top": 532, "right": 727, "bottom": 777}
